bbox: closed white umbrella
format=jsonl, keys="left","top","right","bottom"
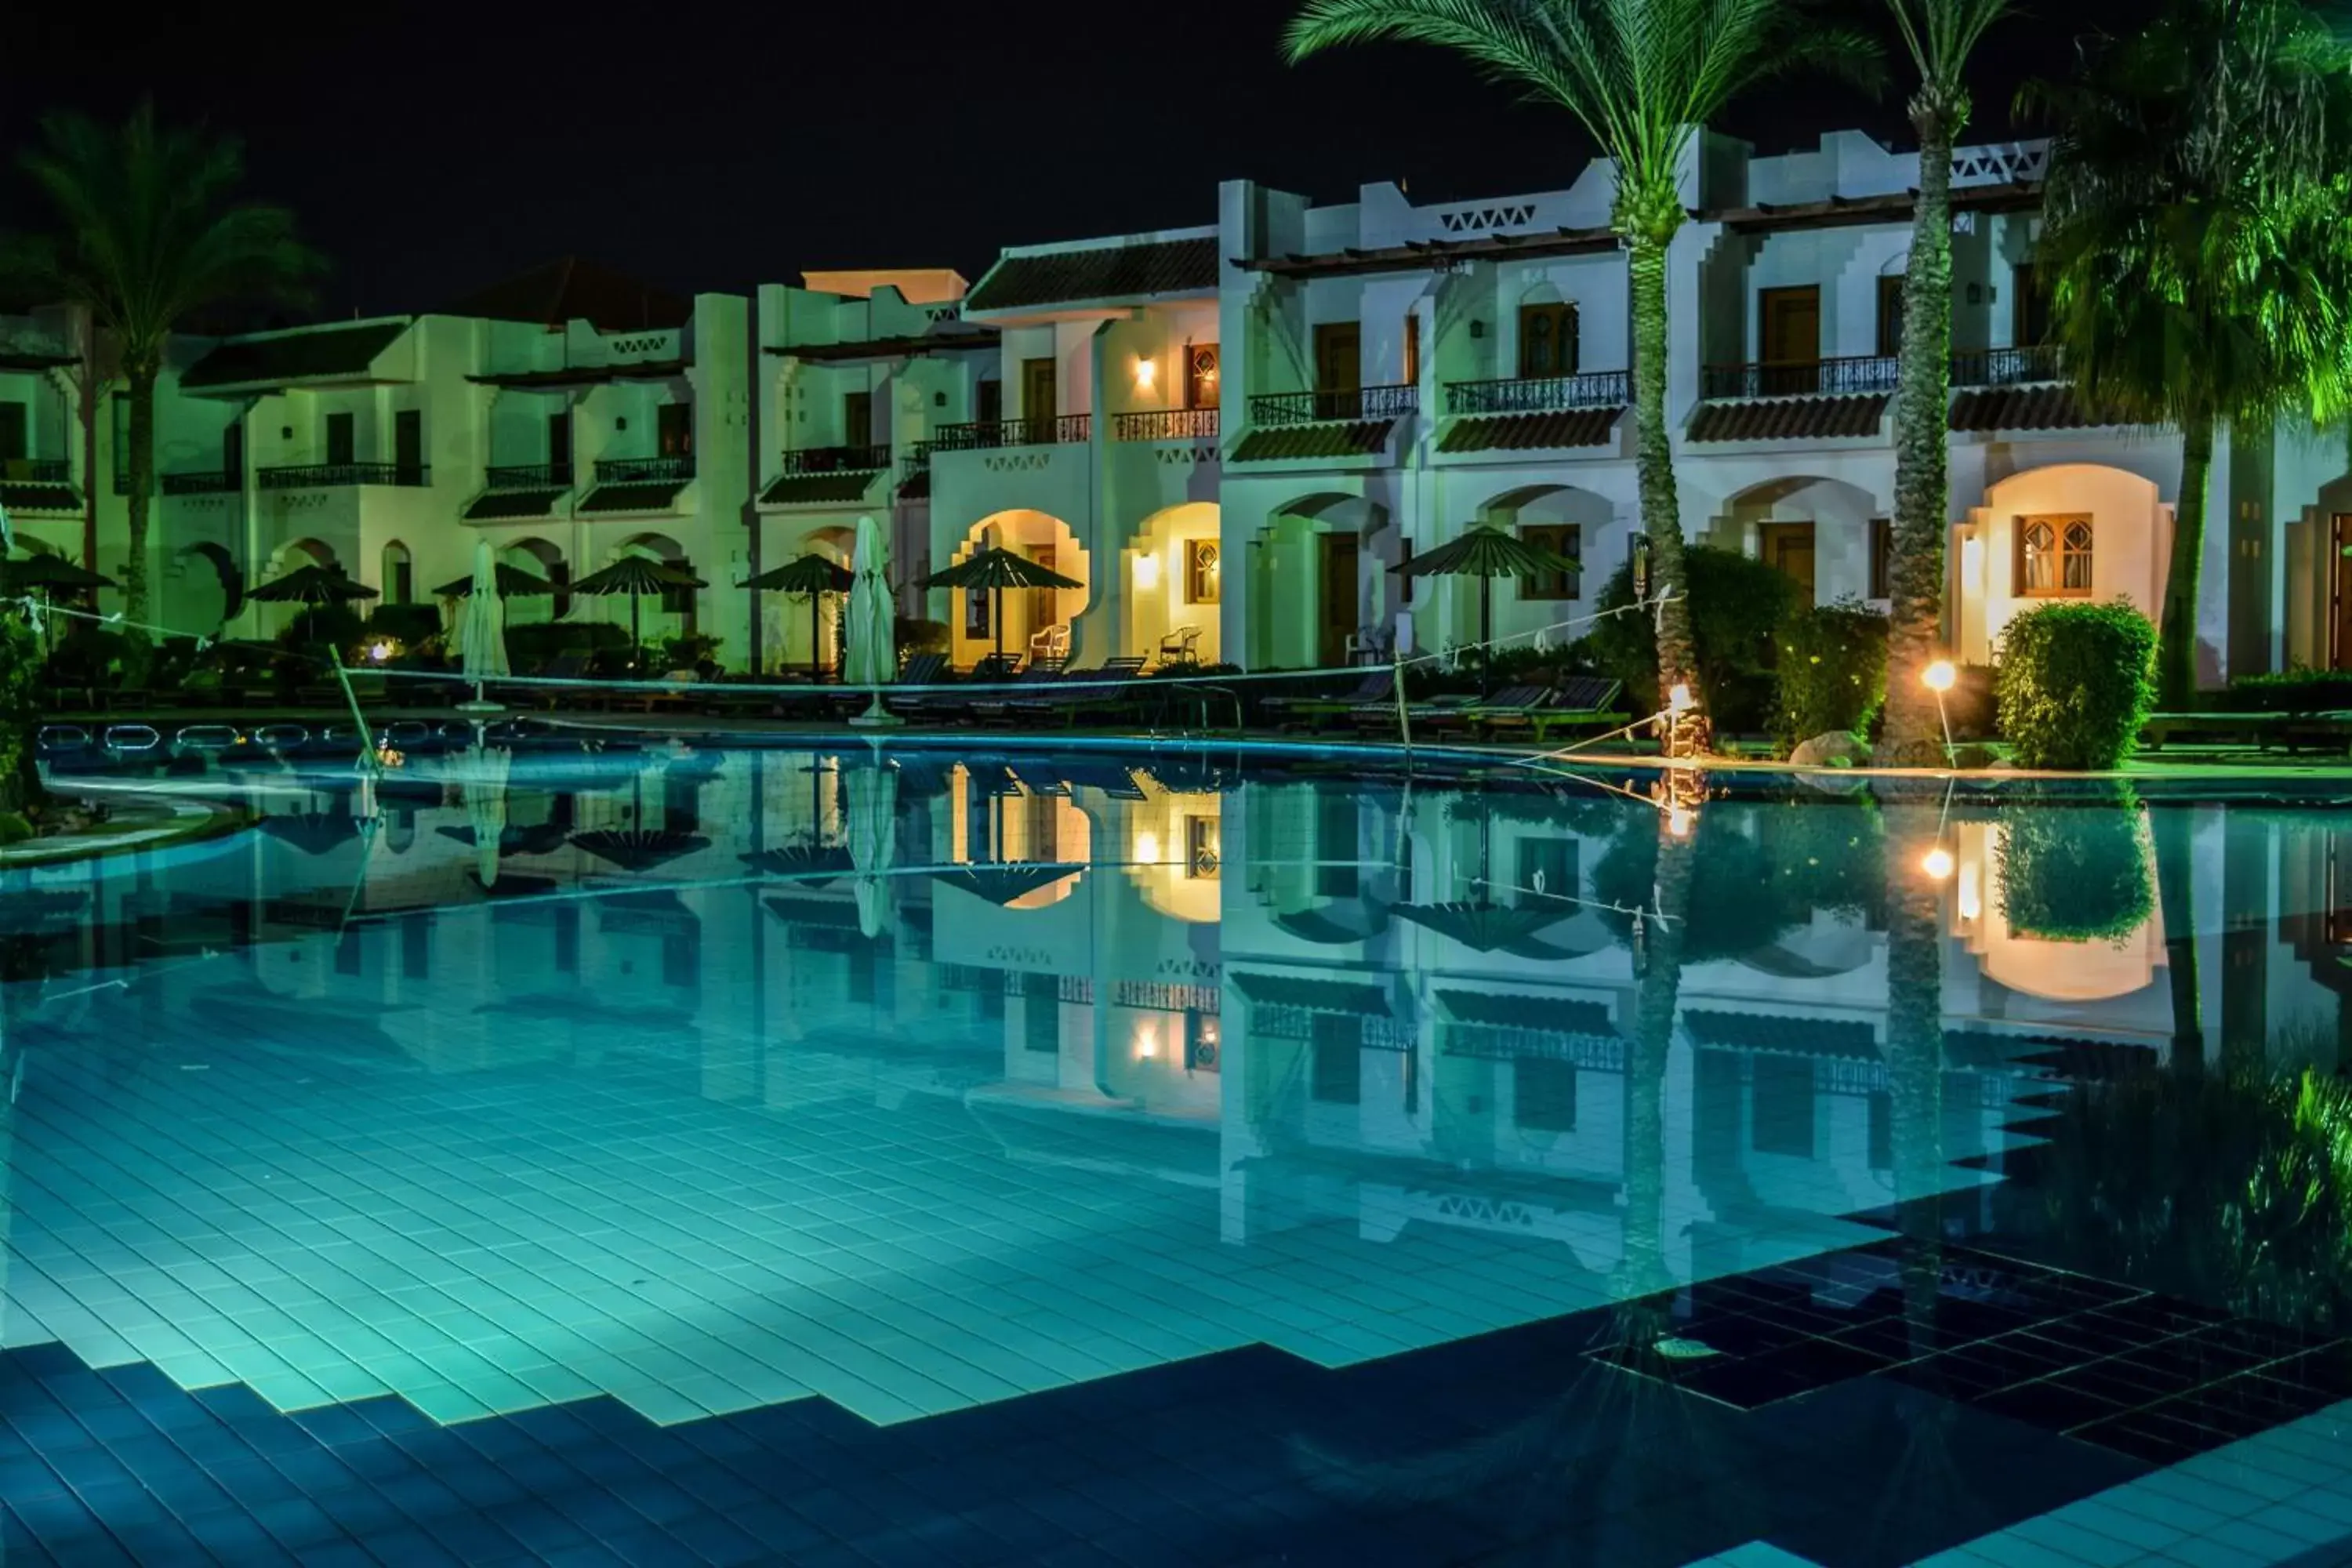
{"left": 450, "top": 735, "right": 510, "bottom": 889}
{"left": 845, "top": 514, "right": 902, "bottom": 728}
{"left": 456, "top": 538, "right": 509, "bottom": 713}
{"left": 846, "top": 752, "right": 898, "bottom": 939}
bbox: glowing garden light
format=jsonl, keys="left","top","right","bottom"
{"left": 1922, "top": 847, "right": 1955, "bottom": 880}
{"left": 1922, "top": 659, "right": 1957, "bottom": 765}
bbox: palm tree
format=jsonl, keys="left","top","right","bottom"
{"left": 5, "top": 105, "right": 323, "bottom": 641}
{"left": 1876, "top": 0, "right": 2012, "bottom": 764}
{"left": 1283, "top": 0, "right": 1878, "bottom": 755}
{"left": 2030, "top": 0, "right": 2352, "bottom": 710}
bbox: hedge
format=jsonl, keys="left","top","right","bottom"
{"left": 1998, "top": 787, "right": 2155, "bottom": 943}
{"left": 1773, "top": 600, "right": 1888, "bottom": 750}
{"left": 1582, "top": 546, "right": 1795, "bottom": 734}
{"left": 1995, "top": 601, "right": 2158, "bottom": 770}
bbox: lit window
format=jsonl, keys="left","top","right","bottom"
{"left": 1519, "top": 524, "right": 1581, "bottom": 601}
{"left": 1185, "top": 539, "right": 1221, "bottom": 605}
{"left": 2016, "top": 514, "right": 2092, "bottom": 597}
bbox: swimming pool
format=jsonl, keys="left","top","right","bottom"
{"left": 5, "top": 739, "right": 2350, "bottom": 1565}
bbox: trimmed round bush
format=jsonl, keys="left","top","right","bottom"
{"left": 1998, "top": 789, "right": 2154, "bottom": 943}
{"left": 1773, "top": 600, "right": 1889, "bottom": 751}
{"left": 1995, "top": 601, "right": 2158, "bottom": 770}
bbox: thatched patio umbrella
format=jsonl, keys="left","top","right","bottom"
{"left": 743, "top": 553, "right": 852, "bottom": 677}
{"left": 3, "top": 554, "right": 117, "bottom": 652}
{"left": 569, "top": 554, "right": 706, "bottom": 652}
{"left": 1390, "top": 524, "right": 1578, "bottom": 693}
{"left": 569, "top": 826, "right": 711, "bottom": 873}
{"left": 921, "top": 546, "right": 1081, "bottom": 669}
{"left": 248, "top": 563, "right": 379, "bottom": 607}
{"left": 431, "top": 562, "right": 554, "bottom": 598}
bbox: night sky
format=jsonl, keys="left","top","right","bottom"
{"left": 2, "top": 0, "right": 2149, "bottom": 321}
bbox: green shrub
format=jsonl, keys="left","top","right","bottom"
{"left": 1998, "top": 788, "right": 2155, "bottom": 943}
{"left": 0, "top": 811, "right": 32, "bottom": 846}
{"left": 1582, "top": 546, "right": 1795, "bottom": 734}
{"left": 278, "top": 603, "right": 365, "bottom": 655}
{"left": 1995, "top": 601, "right": 2158, "bottom": 770}
{"left": 1773, "top": 600, "right": 1889, "bottom": 750}
{"left": 506, "top": 621, "right": 630, "bottom": 673}
{"left": 362, "top": 604, "right": 445, "bottom": 647}
{"left": 896, "top": 617, "right": 950, "bottom": 656}
{"left": 657, "top": 633, "right": 724, "bottom": 672}
{"left": 2224, "top": 670, "right": 2352, "bottom": 713}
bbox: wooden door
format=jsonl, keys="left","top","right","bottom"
{"left": 1317, "top": 532, "right": 1360, "bottom": 666}
{"left": 1312, "top": 322, "right": 1361, "bottom": 418}
{"left": 222, "top": 421, "right": 244, "bottom": 481}
{"left": 1519, "top": 303, "right": 1579, "bottom": 377}
{"left": 1759, "top": 285, "right": 1820, "bottom": 394}
{"left": 843, "top": 390, "right": 873, "bottom": 448}
{"left": 0, "top": 401, "right": 25, "bottom": 463}
{"left": 976, "top": 378, "right": 1003, "bottom": 425}
{"left": 325, "top": 412, "right": 354, "bottom": 466}
{"left": 2012, "top": 262, "right": 2050, "bottom": 346}
{"left": 393, "top": 410, "right": 423, "bottom": 478}
{"left": 2334, "top": 515, "right": 2352, "bottom": 670}
{"left": 1020, "top": 357, "right": 1057, "bottom": 438}
{"left": 546, "top": 411, "right": 572, "bottom": 473}
{"left": 1877, "top": 275, "right": 1905, "bottom": 358}
{"left": 656, "top": 402, "right": 692, "bottom": 458}
{"left": 1759, "top": 521, "right": 1817, "bottom": 603}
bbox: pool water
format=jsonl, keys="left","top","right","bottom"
{"left": 4, "top": 740, "right": 2351, "bottom": 1566}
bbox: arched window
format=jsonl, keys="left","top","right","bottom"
{"left": 381, "top": 541, "right": 413, "bottom": 604}
{"left": 2016, "top": 514, "right": 2093, "bottom": 597}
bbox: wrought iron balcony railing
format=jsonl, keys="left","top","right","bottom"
{"left": 1949, "top": 345, "right": 2066, "bottom": 387}
{"left": 934, "top": 415, "right": 1091, "bottom": 451}
{"left": 1112, "top": 408, "right": 1220, "bottom": 441}
{"left": 593, "top": 455, "right": 695, "bottom": 484}
{"left": 779, "top": 444, "right": 891, "bottom": 474}
{"left": 485, "top": 462, "right": 572, "bottom": 491}
{"left": 1700, "top": 355, "right": 1902, "bottom": 400}
{"left": 2, "top": 459, "right": 71, "bottom": 485}
{"left": 1446, "top": 372, "right": 1631, "bottom": 415}
{"left": 901, "top": 441, "right": 932, "bottom": 475}
{"left": 1248, "top": 384, "right": 1419, "bottom": 426}
{"left": 256, "top": 463, "right": 430, "bottom": 490}
{"left": 162, "top": 470, "right": 241, "bottom": 495}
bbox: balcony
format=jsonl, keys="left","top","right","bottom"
{"left": 779, "top": 444, "right": 891, "bottom": 474}
{"left": 1700, "top": 355, "right": 1900, "bottom": 400}
{"left": 1247, "top": 384, "right": 1418, "bottom": 426}
{"left": 256, "top": 463, "right": 430, "bottom": 490}
{"left": 1950, "top": 345, "right": 2066, "bottom": 387}
{"left": 934, "top": 415, "right": 1091, "bottom": 452}
{"left": 1446, "top": 372, "right": 1630, "bottom": 415}
{"left": 162, "top": 470, "right": 241, "bottom": 495}
{"left": 593, "top": 455, "right": 695, "bottom": 484}
{"left": 485, "top": 462, "right": 572, "bottom": 491}
{"left": 1112, "top": 408, "right": 1220, "bottom": 441}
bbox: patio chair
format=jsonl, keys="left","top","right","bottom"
{"left": 1265, "top": 670, "right": 1393, "bottom": 731}
{"left": 1343, "top": 624, "right": 1393, "bottom": 666}
{"left": 1157, "top": 624, "right": 1202, "bottom": 666}
{"left": 1517, "top": 677, "right": 1630, "bottom": 744}
{"left": 1029, "top": 622, "right": 1070, "bottom": 665}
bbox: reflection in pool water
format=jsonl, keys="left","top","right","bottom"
{"left": 4, "top": 742, "right": 2351, "bottom": 1561}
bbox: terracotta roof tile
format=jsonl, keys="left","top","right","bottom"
{"left": 464, "top": 488, "right": 564, "bottom": 521}
{"left": 760, "top": 473, "right": 876, "bottom": 506}
{"left": 578, "top": 480, "right": 689, "bottom": 514}
{"left": 0, "top": 482, "right": 78, "bottom": 514}
{"left": 1685, "top": 1009, "right": 1882, "bottom": 1059}
{"left": 1439, "top": 408, "right": 1624, "bottom": 452}
{"left": 1948, "top": 384, "right": 2108, "bottom": 432}
{"left": 1231, "top": 420, "right": 1394, "bottom": 462}
{"left": 1686, "top": 394, "right": 1887, "bottom": 443}
{"left": 182, "top": 321, "right": 410, "bottom": 391}
{"left": 966, "top": 237, "right": 1218, "bottom": 314}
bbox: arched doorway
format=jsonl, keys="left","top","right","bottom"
{"left": 1127, "top": 503, "right": 1220, "bottom": 666}
{"left": 380, "top": 541, "right": 413, "bottom": 605}
{"left": 1460, "top": 485, "right": 1615, "bottom": 654}
{"left": 1959, "top": 465, "right": 2169, "bottom": 664}
{"left": 1251, "top": 492, "right": 1389, "bottom": 669}
{"left": 1708, "top": 476, "right": 1886, "bottom": 608}
{"left": 610, "top": 532, "right": 697, "bottom": 642}
{"left": 946, "top": 510, "right": 1089, "bottom": 669}
{"left": 173, "top": 543, "right": 241, "bottom": 632}
{"left": 499, "top": 537, "right": 568, "bottom": 624}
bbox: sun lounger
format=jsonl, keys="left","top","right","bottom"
{"left": 1507, "top": 677, "right": 1629, "bottom": 743}
{"left": 1264, "top": 670, "right": 1393, "bottom": 731}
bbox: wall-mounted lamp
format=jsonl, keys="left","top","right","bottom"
{"left": 1469, "top": 320, "right": 1486, "bottom": 339}
{"left": 1134, "top": 554, "right": 1161, "bottom": 590}
{"left": 1134, "top": 356, "right": 1157, "bottom": 391}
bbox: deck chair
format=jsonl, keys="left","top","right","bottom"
{"left": 1458, "top": 684, "right": 1554, "bottom": 738}
{"left": 1265, "top": 670, "right": 1393, "bottom": 731}
{"left": 1055, "top": 656, "right": 1149, "bottom": 724}
{"left": 1520, "top": 677, "right": 1630, "bottom": 743}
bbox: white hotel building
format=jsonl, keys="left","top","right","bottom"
{"left": 6, "top": 131, "right": 2350, "bottom": 681}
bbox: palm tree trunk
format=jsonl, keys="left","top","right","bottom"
{"left": 2151, "top": 799, "right": 2205, "bottom": 1078}
{"left": 77, "top": 308, "right": 99, "bottom": 575}
{"left": 2158, "top": 416, "right": 2214, "bottom": 710}
{"left": 123, "top": 363, "right": 158, "bottom": 642}
{"left": 1884, "top": 798, "right": 1945, "bottom": 1356}
{"left": 1628, "top": 234, "right": 1706, "bottom": 754}
{"left": 1882, "top": 106, "right": 1959, "bottom": 765}
{"left": 1617, "top": 816, "right": 1694, "bottom": 1334}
